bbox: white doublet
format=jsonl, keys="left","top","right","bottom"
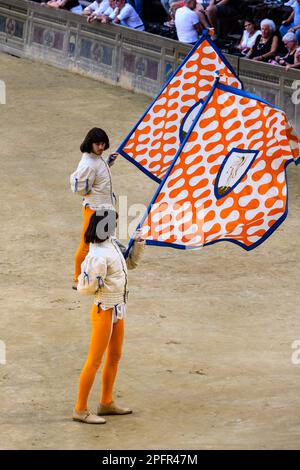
{"left": 70, "top": 152, "right": 115, "bottom": 210}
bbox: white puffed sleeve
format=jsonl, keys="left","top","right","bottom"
{"left": 126, "top": 240, "right": 145, "bottom": 270}
{"left": 70, "top": 165, "right": 96, "bottom": 196}
{"left": 77, "top": 254, "right": 107, "bottom": 296}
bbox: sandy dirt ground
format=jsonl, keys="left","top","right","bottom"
{"left": 0, "top": 52, "right": 300, "bottom": 450}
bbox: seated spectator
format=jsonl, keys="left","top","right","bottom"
{"left": 82, "top": 0, "right": 109, "bottom": 17}
{"left": 270, "top": 32, "right": 297, "bottom": 66}
{"left": 92, "top": 0, "right": 116, "bottom": 23}
{"left": 42, "top": 0, "right": 82, "bottom": 13}
{"left": 163, "top": 1, "right": 205, "bottom": 30}
{"left": 110, "top": 0, "right": 145, "bottom": 30}
{"left": 161, "top": 0, "right": 179, "bottom": 15}
{"left": 161, "top": 0, "right": 170, "bottom": 13}
{"left": 127, "top": 1, "right": 143, "bottom": 18}
{"left": 195, "top": 0, "right": 212, "bottom": 31}
{"left": 236, "top": 19, "right": 261, "bottom": 56}
{"left": 280, "top": 0, "right": 300, "bottom": 44}
{"left": 206, "top": 0, "right": 239, "bottom": 31}
{"left": 248, "top": 19, "right": 279, "bottom": 62}
{"left": 286, "top": 46, "right": 300, "bottom": 70}
{"left": 163, "top": 0, "right": 209, "bottom": 31}
{"left": 175, "top": 0, "right": 202, "bottom": 44}
{"left": 161, "top": 1, "right": 183, "bottom": 28}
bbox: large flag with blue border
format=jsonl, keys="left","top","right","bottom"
{"left": 118, "top": 33, "right": 243, "bottom": 183}
{"left": 128, "top": 80, "right": 300, "bottom": 252}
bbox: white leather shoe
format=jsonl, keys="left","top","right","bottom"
{"left": 72, "top": 408, "right": 106, "bottom": 424}
{"left": 97, "top": 401, "right": 132, "bottom": 416}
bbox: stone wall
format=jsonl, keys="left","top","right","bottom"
{"left": 1, "top": 0, "right": 299, "bottom": 131}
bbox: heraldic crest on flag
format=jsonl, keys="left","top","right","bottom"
{"left": 121, "top": 34, "right": 300, "bottom": 255}
{"left": 134, "top": 81, "right": 300, "bottom": 252}
{"left": 118, "top": 33, "right": 243, "bottom": 183}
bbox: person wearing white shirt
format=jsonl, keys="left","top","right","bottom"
{"left": 175, "top": 0, "right": 202, "bottom": 44}
{"left": 237, "top": 19, "right": 261, "bottom": 55}
{"left": 88, "top": 0, "right": 116, "bottom": 23}
{"left": 82, "top": 0, "right": 109, "bottom": 16}
{"left": 111, "top": 0, "right": 145, "bottom": 30}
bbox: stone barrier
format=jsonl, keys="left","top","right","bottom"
{"left": 1, "top": 0, "right": 299, "bottom": 131}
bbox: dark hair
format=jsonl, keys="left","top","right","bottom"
{"left": 80, "top": 128, "right": 110, "bottom": 153}
{"left": 244, "top": 18, "right": 257, "bottom": 28}
{"left": 85, "top": 210, "right": 118, "bottom": 244}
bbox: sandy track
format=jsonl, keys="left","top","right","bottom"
{"left": 0, "top": 52, "right": 299, "bottom": 450}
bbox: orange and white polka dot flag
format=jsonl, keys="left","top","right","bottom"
{"left": 118, "top": 33, "right": 243, "bottom": 183}
{"left": 129, "top": 79, "right": 300, "bottom": 252}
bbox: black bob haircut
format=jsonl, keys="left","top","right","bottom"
{"left": 85, "top": 210, "right": 118, "bottom": 244}
{"left": 80, "top": 128, "right": 110, "bottom": 153}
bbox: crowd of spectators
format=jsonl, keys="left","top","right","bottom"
{"left": 35, "top": 0, "right": 300, "bottom": 70}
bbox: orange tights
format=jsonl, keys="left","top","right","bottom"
{"left": 76, "top": 305, "right": 124, "bottom": 412}
{"left": 74, "top": 205, "right": 95, "bottom": 282}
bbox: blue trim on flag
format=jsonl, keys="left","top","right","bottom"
{"left": 117, "top": 33, "right": 243, "bottom": 182}
{"left": 124, "top": 76, "right": 221, "bottom": 259}
{"left": 217, "top": 83, "right": 281, "bottom": 110}
{"left": 118, "top": 149, "right": 161, "bottom": 183}
{"left": 179, "top": 99, "right": 204, "bottom": 143}
{"left": 205, "top": 37, "right": 244, "bottom": 90}
{"left": 145, "top": 240, "right": 189, "bottom": 250}
{"left": 214, "top": 148, "right": 260, "bottom": 200}
{"left": 125, "top": 68, "right": 299, "bottom": 255}
{"left": 143, "top": 157, "right": 295, "bottom": 252}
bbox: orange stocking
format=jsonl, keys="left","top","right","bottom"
{"left": 74, "top": 205, "right": 95, "bottom": 282}
{"left": 75, "top": 305, "right": 124, "bottom": 412}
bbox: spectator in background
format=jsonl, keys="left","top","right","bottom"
{"left": 236, "top": 19, "right": 261, "bottom": 56}
{"left": 127, "top": 1, "right": 143, "bottom": 18}
{"left": 175, "top": 0, "right": 202, "bottom": 44}
{"left": 93, "top": 0, "right": 116, "bottom": 23}
{"left": 167, "top": 1, "right": 211, "bottom": 31}
{"left": 42, "top": 0, "right": 82, "bottom": 13}
{"left": 82, "top": 0, "right": 109, "bottom": 17}
{"left": 285, "top": 1, "right": 297, "bottom": 6}
{"left": 161, "top": 1, "right": 178, "bottom": 15}
{"left": 270, "top": 32, "right": 297, "bottom": 66}
{"left": 286, "top": 46, "right": 300, "bottom": 70}
{"left": 248, "top": 19, "right": 279, "bottom": 62}
{"left": 206, "top": 0, "right": 239, "bottom": 31}
{"left": 161, "top": 0, "right": 170, "bottom": 14}
{"left": 111, "top": 0, "right": 145, "bottom": 30}
{"left": 280, "top": 0, "right": 300, "bottom": 44}
{"left": 195, "top": 0, "right": 212, "bottom": 31}
{"left": 161, "top": 1, "right": 183, "bottom": 28}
